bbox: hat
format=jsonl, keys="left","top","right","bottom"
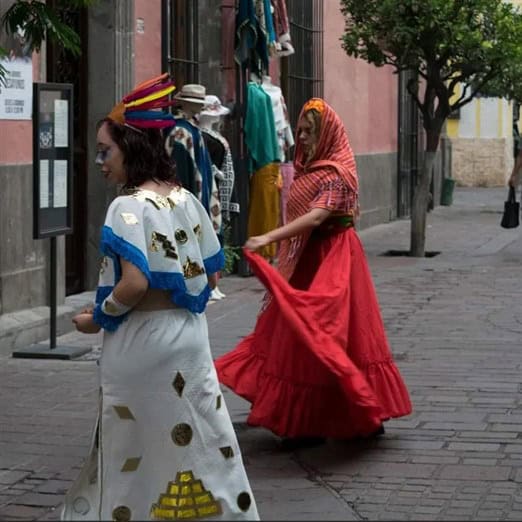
{"left": 200, "top": 95, "right": 230, "bottom": 117}
{"left": 174, "top": 84, "right": 206, "bottom": 104}
{"left": 106, "top": 72, "right": 177, "bottom": 129}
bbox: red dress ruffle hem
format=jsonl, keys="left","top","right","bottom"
{"left": 215, "top": 227, "right": 412, "bottom": 439}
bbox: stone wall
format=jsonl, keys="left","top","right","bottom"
{"left": 450, "top": 137, "right": 513, "bottom": 187}
{"left": 0, "top": 164, "right": 66, "bottom": 314}
{"left": 357, "top": 152, "right": 398, "bottom": 229}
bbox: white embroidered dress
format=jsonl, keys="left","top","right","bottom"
{"left": 61, "top": 187, "right": 259, "bottom": 521}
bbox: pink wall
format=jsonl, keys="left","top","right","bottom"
{"left": 0, "top": 53, "right": 41, "bottom": 165}
{"left": 323, "top": 1, "right": 397, "bottom": 155}
{"left": 134, "top": 0, "right": 162, "bottom": 86}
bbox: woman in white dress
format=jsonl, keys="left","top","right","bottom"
{"left": 62, "top": 74, "right": 259, "bottom": 522}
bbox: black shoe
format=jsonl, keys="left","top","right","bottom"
{"left": 375, "top": 425, "right": 385, "bottom": 436}
{"left": 280, "top": 437, "right": 326, "bottom": 451}
{"left": 344, "top": 425, "right": 385, "bottom": 443}
{"left": 365, "top": 425, "right": 385, "bottom": 439}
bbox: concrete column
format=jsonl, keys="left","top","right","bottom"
{"left": 198, "top": 0, "right": 223, "bottom": 91}
{"left": 85, "top": 0, "right": 134, "bottom": 290}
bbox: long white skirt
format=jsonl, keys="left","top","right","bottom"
{"left": 62, "top": 309, "right": 260, "bottom": 521}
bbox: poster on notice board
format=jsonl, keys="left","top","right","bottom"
{"left": 0, "top": 0, "right": 33, "bottom": 120}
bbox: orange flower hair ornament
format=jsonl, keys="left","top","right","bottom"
{"left": 302, "top": 98, "right": 325, "bottom": 115}
{"left": 106, "top": 73, "right": 177, "bottom": 129}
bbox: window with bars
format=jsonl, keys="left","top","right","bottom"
{"left": 162, "top": 0, "right": 199, "bottom": 88}
{"left": 282, "top": 0, "right": 324, "bottom": 134}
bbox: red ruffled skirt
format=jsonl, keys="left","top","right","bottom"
{"left": 215, "top": 227, "right": 412, "bottom": 439}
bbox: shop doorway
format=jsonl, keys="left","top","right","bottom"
{"left": 46, "top": 2, "right": 88, "bottom": 295}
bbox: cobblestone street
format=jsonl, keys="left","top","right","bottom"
{"left": 1, "top": 187, "right": 522, "bottom": 520}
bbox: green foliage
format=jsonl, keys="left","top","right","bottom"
{"left": 0, "top": 0, "right": 97, "bottom": 84}
{"left": 223, "top": 243, "right": 241, "bottom": 275}
{"left": 340, "top": 0, "right": 522, "bottom": 136}
{"left": 221, "top": 222, "right": 241, "bottom": 275}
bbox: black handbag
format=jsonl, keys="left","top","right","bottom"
{"left": 500, "top": 186, "right": 520, "bottom": 229}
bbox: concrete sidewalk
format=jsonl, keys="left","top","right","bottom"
{"left": 2, "top": 187, "right": 522, "bottom": 520}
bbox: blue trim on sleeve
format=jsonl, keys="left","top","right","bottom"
{"left": 171, "top": 284, "right": 212, "bottom": 313}
{"left": 100, "top": 226, "right": 151, "bottom": 282}
{"left": 95, "top": 225, "right": 218, "bottom": 324}
{"left": 204, "top": 248, "right": 225, "bottom": 274}
{"left": 92, "top": 303, "right": 128, "bottom": 332}
{"left": 95, "top": 286, "right": 113, "bottom": 305}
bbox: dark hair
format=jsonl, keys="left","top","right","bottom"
{"left": 97, "top": 118, "right": 178, "bottom": 190}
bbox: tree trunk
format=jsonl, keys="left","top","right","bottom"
{"left": 410, "top": 150, "right": 437, "bottom": 257}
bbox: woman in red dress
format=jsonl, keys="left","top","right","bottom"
{"left": 215, "top": 98, "right": 412, "bottom": 448}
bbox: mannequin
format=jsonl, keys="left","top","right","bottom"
{"left": 164, "top": 85, "right": 213, "bottom": 213}
{"left": 199, "top": 112, "right": 223, "bottom": 235}
{"left": 199, "top": 112, "right": 237, "bottom": 221}
{"left": 199, "top": 95, "right": 237, "bottom": 301}
{"left": 261, "top": 75, "right": 294, "bottom": 161}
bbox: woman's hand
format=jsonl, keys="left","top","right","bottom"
{"left": 509, "top": 172, "right": 517, "bottom": 188}
{"left": 244, "top": 234, "right": 271, "bottom": 251}
{"left": 73, "top": 312, "right": 101, "bottom": 334}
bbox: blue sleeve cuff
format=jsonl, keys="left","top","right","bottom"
{"left": 204, "top": 248, "right": 225, "bottom": 274}
{"left": 93, "top": 303, "right": 128, "bottom": 333}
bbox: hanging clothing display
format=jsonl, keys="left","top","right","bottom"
{"left": 271, "top": 0, "right": 294, "bottom": 57}
{"left": 255, "top": 0, "right": 276, "bottom": 55}
{"left": 244, "top": 81, "right": 281, "bottom": 259}
{"left": 235, "top": 0, "right": 269, "bottom": 75}
{"left": 261, "top": 75, "right": 294, "bottom": 161}
{"left": 164, "top": 117, "right": 214, "bottom": 214}
{"left": 203, "top": 128, "right": 238, "bottom": 222}
{"left": 246, "top": 163, "right": 282, "bottom": 260}
{"left": 244, "top": 82, "right": 280, "bottom": 171}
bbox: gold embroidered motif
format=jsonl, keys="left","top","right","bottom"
{"left": 120, "top": 457, "right": 142, "bottom": 472}
{"left": 193, "top": 224, "right": 202, "bottom": 240}
{"left": 130, "top": 189, "right": 171, "bottom": 209}
{"left": 112, "top": 505, "right": 131, "bottom": 522}
{"left": 168, "top": 187, "right": 188, "bottom": 205}
{"left": 216, "top": 395, "right": 221, "bottom": 410}
{"left": 171, "top": 423, "right": 193, "bottom": 446}
{"left": 219, "top": 446, "right": 234, "bottom": 459}
{"left": 150, "top": 233, "right": 161, "bottom": 252}
{"left": 151, "top": 232, "right": 178, "bottom": 259}
{"left": 100, "top": 257, "right": 109, "bottom": 274}
{"left": 172, "top": 372, "right": 185, "bottom": 397}
{"left": 174, "top": 229, "right": 188, "bottom": 244}
{"left": 237, "top": 492, "right": 252, "bottom": 512}
{"left": 167, "top": 479, "right": 203, "bottom": 496}
{"left": 150, "top": 471, "right": 223, "bottom": 520}
{"left": 121, "top": 212, "right": 139, "bottom": 225}
{"left": 113, "top": 406, "right": 135, "bottom": 420}
{"left": 183, "top": 257, "right": 205, "bottom": 279}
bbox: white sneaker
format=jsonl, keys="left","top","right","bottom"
{"left": 214, "top": 287, "right": 226, "bottom": 299}
{"left": 210, "top": 289, "right": 223, "bottom": 301}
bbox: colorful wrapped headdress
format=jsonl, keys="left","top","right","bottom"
{"left": 302, "top": 98, "right": 325, "bottom": 115}
{"left": 107, "top": 73, "right": 177, "bottom": 129}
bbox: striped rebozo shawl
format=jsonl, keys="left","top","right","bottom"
{"left": 277, "top": 98, "right": 359, "bottom": 281}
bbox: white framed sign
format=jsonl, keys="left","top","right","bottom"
{"left": 0, "top": 58, "right": 32, "bottom": 120}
